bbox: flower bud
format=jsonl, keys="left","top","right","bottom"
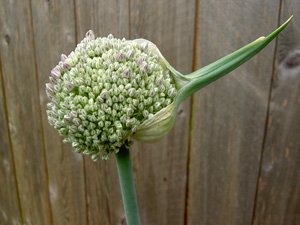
{"left": 60, "top": 54, "right": 68, "bottom": 62}
{"left": 126, "top": 50, "right": 134, "bottom": 59}
{"left": 117, "top": 52, "right": 125, "bottom": 61}
{"left": 66, "top": 83, "right": 74, "bottom": 91}
{"left": 51, "top": 69, "right": 61, "bottom": 79}
{"left": 136, "top": 58, "right": 143, "bottom": 65}
{"left": 46, "top": 83, "right": 53, "bottom": 93}
{"left": 63, "top": 62, "right": 71, "bottom": 70}
{"left": 128, "top": 88, "right": 136, "bottom": 97}
{"left": 123, "top": 69, "right": 131, "bottom": 78}
{"left": 86, "top": 30, "right": 95, "bottom": 39}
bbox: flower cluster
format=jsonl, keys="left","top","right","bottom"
{"left": 46, "top": 31, "right": 177, "bottom": 160}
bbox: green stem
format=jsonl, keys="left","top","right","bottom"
{"left": 115, "top": 144, "right": 141, "bottom": 225}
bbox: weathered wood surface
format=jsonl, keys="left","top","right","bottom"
{"left": 75, "top": 0, "right": 130, "bottom": 224}
{"left": 30, "top": 0, "right": 87, "bottom": 224}
{"left": 129, "top": 0, "right": 195, "bottom": 224}
{"left": 0, "top": 1, "right": 299, "bottom": 225}
{"left": 188, "top": 1, "right": 280, "bottom": 225}
{"left": 0, "top": 1, "right": 52, "bottom": 224}
{"left": 253, "top": 0, "right": 300, "bottom": 224}
{"left": 0, "top": 61, "right": 22, "bottom": 224}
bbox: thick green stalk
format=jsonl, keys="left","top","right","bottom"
{"left": 115, "top": 144, "right": 141, "bottom": 225}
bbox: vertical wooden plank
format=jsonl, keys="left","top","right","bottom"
{"left": 76, "top": 0, "right": 129, "bottom": 38}
{"left": 0, "top": 1, "right": 52, "bottom": 224}
{"left": 75, "top": 0, "right": 130, "bottom": 224}
{"left": 253, "top": 0, "right": 300, "bottom": 224}
{"left": 188, "top": 1, "right": 280, "bottom": 225}
{"left": 130, "top": 0, "right": 195, "bottom": 224}
{"left": 30, "top": 0, "right": 87, "bottom": 224}
{"left": 0, "top": 61, "right": 22, "bottom": 224}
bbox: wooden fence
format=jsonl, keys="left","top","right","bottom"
{"left": 0, "top": 0, "right": 299, "bottom": 224}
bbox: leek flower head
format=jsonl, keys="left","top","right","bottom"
{"left": 46, "top": 17, "right": 292, "bottom": 160}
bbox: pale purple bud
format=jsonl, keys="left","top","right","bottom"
{"left": 66, "top": 83, "right": 74, "bottom": 91}
{"left": 60, "top": 54, "right": 68, "bottom": 62}
{"left": 85, "top": 30, "right": 95, "bottom": 39}
{"left": 51, "top": 69, "right": 61, "bottom": 79}
{"left": 123, "top": 69, "right": 131, "bottom": 78}
{"left": 126, "top": 50, "right": 134, "bottom": 59}
{"left": 63, "top": 62, "right": 71, "bottom": 70}
{"left": 116, "top": 52, "right": 125, "bottom": 61}
{"left": 136, "top": 58, "right": 143, "bottom": 65}
{"left": 141, "top": 61, "right": 148, "bottom": 70}
{"left": 70, "top": 110, "right": 77, "bottom": 118}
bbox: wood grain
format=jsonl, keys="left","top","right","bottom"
{"left": 0, "top": 1, "right": 52, "bottom": 224}
{"left": 0, "top": 60, "right": 22, "bottom": 224}
{"left": 30, "top": 0, "right": 87, "bottom": 224}
{"left": 130, "top": 0, "right": 195, "bottom": 224}
{"left": 1, "top": 1, "right": 299, "bottom": 224}
{"left": 253, "top": 0, "right": 300, "bottom": 224}
{"left": 188, "top": 1, "right": 280, "bottom": 225}
{"left": 75, "top": 0, "right": 130, "bottom": 224}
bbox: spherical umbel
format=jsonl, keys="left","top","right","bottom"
{"left": 46, "top": 30, "right": 177, "bottom": 160}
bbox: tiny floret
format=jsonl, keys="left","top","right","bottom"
{"left": 46, "top": 31, "right": 177, "bottom": 160}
